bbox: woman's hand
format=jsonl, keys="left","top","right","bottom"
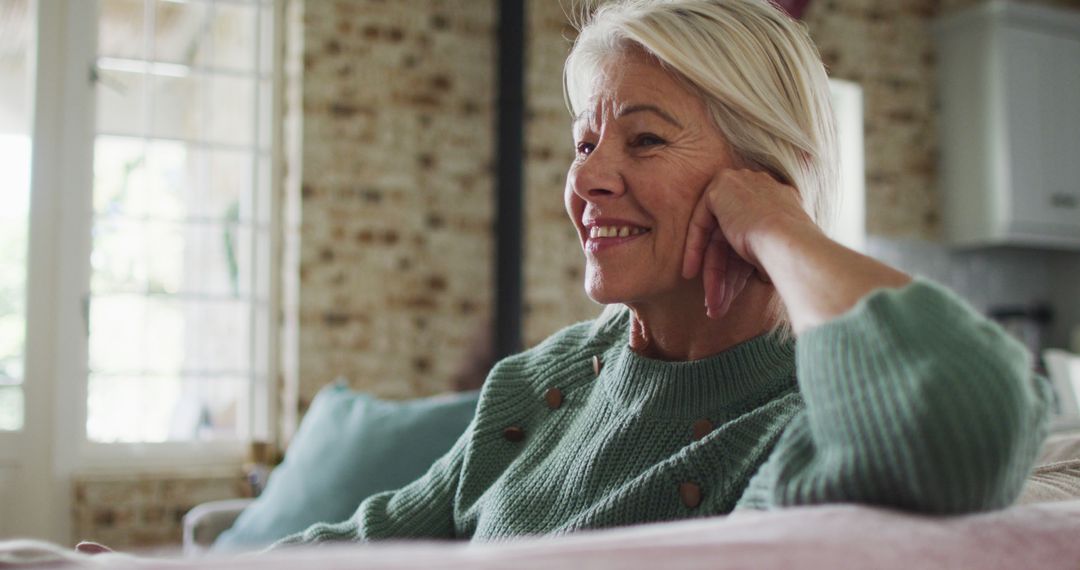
{"left": 681, "top": 167, "right": 912, "bottom": 333}
{"left": 681, "top": 168, "right": 817, "bottom": 319}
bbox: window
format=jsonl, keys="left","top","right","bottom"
{"left": 88, "top": 0, "right": 275, "bottom": 443}
{"left": 0, "top": 0, "right": 34, "bottom": 432}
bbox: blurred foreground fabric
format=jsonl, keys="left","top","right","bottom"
{"left": 5, "top": 500, "right": 1080, "bottom": 569}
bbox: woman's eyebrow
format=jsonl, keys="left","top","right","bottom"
{"left": 616, "top": 104, "right": 683, "bottom": 128}
{"left": 572, "top": 104, "right": 684, "bottom": 130}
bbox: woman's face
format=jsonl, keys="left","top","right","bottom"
{"left": 565, "top": 49, "right": 736, "bottom": 306}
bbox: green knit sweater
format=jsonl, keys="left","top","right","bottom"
{"left": 280, "top": 279, "right": 1053, "bottom": 544}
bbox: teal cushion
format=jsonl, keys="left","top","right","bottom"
{"left": 213, "top": 384, "right": 479, "bottom": 550}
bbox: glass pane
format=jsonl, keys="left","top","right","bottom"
{"left": 180, "top": 223, "right": 254, "bottom": 297}
{"left": 259, "top": 3, "right": 273, "bottom": 74}
{"left": 207, "top": 75, "right": 254, "bottom": 145}
{"left": 151, "top": 73, "right": 203, "bottom": 140}
{"left": 95, "top": 69, "right": 146, "bottom": 136}
{"left": 89, "top": 295, "right": 250, "bottom": 374}
{"left": 258, "top": 79, "right": 271, "bottom": 151}
{"left": 87, "top": 0, "right": 273, "bottom": 444}
{"left": 0, "top": 386, "right": 23, "bottom": 432}
{"left": 91, "top": 219, "right": 254, "bottom": 297}
{"left": 87, "top": 375, "right": 245, "bottom": 442}
{"left": 256, "top": 153, "right": 271, "bottom": 224}
{"left": 253, "top": 307, "right": 269, "bottom": 377}
{"left": 0, "top": 136, "right": 31, "bottom": 386}
{"left": 91, "top": 218, "right": 185, "bottom": 296}
{"left": 88, "top": 374, "right": 179, "bottom": 442}
{"left": 195, "top": 2, "right": 256, "bottom": 72}
{"left": 0, "top": 0, "right": 33, "bottom": 432}
{"left": 200, "top": 148, "right": 254, "bottom": 223}
{"left": 254, "top": 228, "right": 271, "bottom": 300}
{"left": 99, "top": 0, "right": 146, "bottom": 61}
{"left": 88, "top": 295, "right": 185, "bottom": 374}
{"left": 94, "top": 136, "right": 190, "bottom": 220}
{"left": 153, "top": 0, "right": 209, "bottom": 66}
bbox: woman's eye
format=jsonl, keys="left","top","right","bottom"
{"left": 634, "top": 134, "right": 666, "bottom": 147}
{"left": 576, "top": 142, "right": 595, "bottom": 156}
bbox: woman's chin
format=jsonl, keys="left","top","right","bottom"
{"left": 584, "top": 282, "right": 627, "bottom": 306}
{"left": 584, "top": 287, "right": 618, "bottom": 305}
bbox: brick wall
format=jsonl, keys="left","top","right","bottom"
{"left": 72, "top": 471, "right": 248, "bottom": 551}
{"left": 291, "top": 0, "right": 496, "bottom": 407}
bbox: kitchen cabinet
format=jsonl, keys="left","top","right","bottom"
{"left": 934, "top": 0, "right": 1080, "bottom": 249}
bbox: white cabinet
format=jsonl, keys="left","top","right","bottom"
{"left": 934, "top": 0, "right": 1080, "bottom": 249}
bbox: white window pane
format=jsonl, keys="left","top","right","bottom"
{"left": 258, "top": 79, "right": 271, "bottom": 151}
{"left": 253, "top": 307, "right": 269, "bottom": 377}
{"left": 0, "top": 138, "right": 30, "bottom": 388}
{"left": 87, "top": 0, "right": 273, "bottom": 445}
{"left": 195, "top": 2, "right": 256, "bottom": 72}
{"left": 153, "top": 0, "right": 209, "bottom": 66}
{"left": 0, "top": 296, "right": 25, "bottom": 381}
{"left": 95, "top": 69, "right": 146, "bottom": 136}
{"left": 88, "top": 375, "right": 178, "bottom": 442}
{"left": 183, "top": 223, "right": 255, "bottom": 297}
{"left": 258, "top": 3, "right": 273, "bottom": 74}
{"left": 183, "top": 300, "right": 251, "bottom": 371}
{"left": 0, "top": 386, "right": 23, "bottom": 432}
{"left": 256, "top": 153, "right": 271, "bottom": 224}
{"left": 207, "top": 75, "right": 254, "bottom": 145}
{"left": 0, "top": 0, "right": 33, "bottom": 432}
{"left": 91, "top": 220, "right": 255, "bottom": 298}
{"left": 99, "top": 0, "right": 146, "bottom": 61}
{"left": 0, "top": 4, "right": 32, "bottom": 134}
{"left": 93, "top": 135, "right": 145, "bottom": 215}
{"left": 88, "top": 375, "right": 246, "bottom": 443}
{"left": 95, "top": 139, "right": 259, "bottom": 224}
{"left": 91, "top": 219, "right": 185, "bottom": 296}
{"left": 254, "top": 228, "right": 270, "bottom": 300}
{"left": 199, "top": 148, "right": 254, "bottom": 222}
{"left": 94, "top": 137, "right": 189, "bottom": 219}
{"left": 151, "top": 73, "right": 204, "bottom": 140}
{"left": 89, "top": 295, "right": 250, "bottom": 374}
{"left": 89, "top": 295, "right": 185, "bottom": 373}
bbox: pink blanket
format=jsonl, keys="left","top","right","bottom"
{"left": 6, "top": 501, "right": 1080, "bottom": 569}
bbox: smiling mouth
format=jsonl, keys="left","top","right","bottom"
{"left": 587, "top": 225, "right": 650, "bottom": 239}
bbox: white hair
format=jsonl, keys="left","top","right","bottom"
{"left": 565, "top": 0, "right": 839, "bottom": 341}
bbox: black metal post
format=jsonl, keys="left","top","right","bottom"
{"left": 494, "top": 0, "right": 525, "bottom": 359}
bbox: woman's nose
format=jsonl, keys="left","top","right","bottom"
{"left": 570, "top": 144, "right": 625, "bottom": 202}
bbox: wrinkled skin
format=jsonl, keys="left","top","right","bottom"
{"left": 565, "top": 48, "right": 803, "bottom": 359}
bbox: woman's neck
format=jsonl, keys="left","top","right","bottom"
{"left": 626, "top": 279, "right": 777, "bottom": 361}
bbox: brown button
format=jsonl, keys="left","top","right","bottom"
{"left": 592, "top": 355, "right": 602, "bottom": 376}
{"left": 679, "top": 482, "right": 702, "bottom": 509}
{"left": 691, "top": 419, "right": 713, "bottom": 441}
{"left": 544, "top": 387, "right": 563, "bottom": 410}
{"left": 502, "top": 426, "right": 525, "bottom": 442}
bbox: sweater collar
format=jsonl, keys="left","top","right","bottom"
{"left": 598, "top": 326, "right": 797, "bottom": 418}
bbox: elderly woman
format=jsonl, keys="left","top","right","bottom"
{"left": 281, "top": 0, "right": 1052, "bottom": 544}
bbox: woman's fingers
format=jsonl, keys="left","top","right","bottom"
{"left": 726, "top": 250, "right": 754, "bottom": 307}
{"left": 707, "top": 242, "right": 755, "bottom": 320}
{"left": 682, "top": 189, "right": 719, "bottom": 280}
{"left": 702, "top": 228, "right": 727, "bottom": 318}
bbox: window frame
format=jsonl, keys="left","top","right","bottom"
{"left": 27, "top": 0, "right": 283, "bottom": 474}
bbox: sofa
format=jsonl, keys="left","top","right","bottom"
{"left": 182, "top": 427, "right": 1080, "bottom": 554}
{"left": 166, "top": 384, "right": 1080, "bottom": 565}
{"left": 3, "top": 385, "right": 1080, "bottom": 568}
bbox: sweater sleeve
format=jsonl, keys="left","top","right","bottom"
{"left": 272, "top": 421, "right": 473, "bottom": 546}
{"left": 737, "top": 278, "right": 1054, "bottom": 514}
